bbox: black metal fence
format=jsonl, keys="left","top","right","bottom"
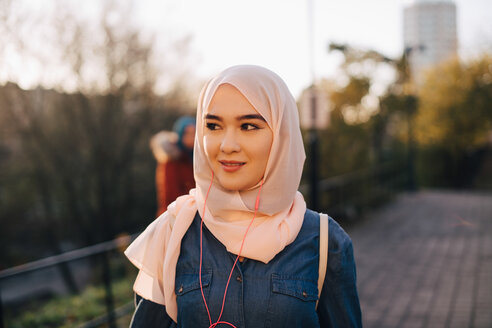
{"left": 0, "top": 161, "right": 408, "bottom": 327}
{"left": 301, "top": 161, "right": 409, "bottom": 222}
{"left": 0, "top": 235, "right": 137, "bottom": 328}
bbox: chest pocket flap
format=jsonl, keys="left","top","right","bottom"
{"left": 271, "top": 274, "right": 318, "bottom": 302}
{"left": 175, "top": 270, "right": 212, "bottom": 296}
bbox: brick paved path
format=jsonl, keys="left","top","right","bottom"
{"left": 347, "top": 190, "right": 492, "bottom": 328}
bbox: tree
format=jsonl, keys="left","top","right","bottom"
{"left": 415, "top": 55, "right": 492, "bottom": 187}
{"left": 304, "top": 43, "right": 413, "bottom": 182}
{"left": 416, "top": 55, "right": 492, "bottom": 151}
{"left": 311, "top": 76, "right": 373, "bottom": 180}
{"left": 0, "top": 0, "right": 194, "bottom": 269}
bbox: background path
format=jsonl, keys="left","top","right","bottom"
{"left": 347, "top": 190, "right": 492, "bottom": 328}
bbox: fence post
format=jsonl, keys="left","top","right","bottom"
{"left": 0, "top": 285, "right": 4, "bottom": 328}
{"left": 308, "top": 88, "right": 320, "bottom": 212}
{"left": 101, "top": 251, "right": 116, "bottom": 328}
{"left": 309, "top": 129, "right": 319, "bottom": 211}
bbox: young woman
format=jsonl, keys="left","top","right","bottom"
{"left": 125, "top": 65, "right": 362, "bottom": 327}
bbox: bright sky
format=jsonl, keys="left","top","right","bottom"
{"left": 2, "top": 0, "right": 491, "bottom": 98}
{"left": 135, "top": 0, "right": 492, "bottom": 97}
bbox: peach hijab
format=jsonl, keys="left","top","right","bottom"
{"left": 124, "top": 65, "right": 306, "bottom": 322}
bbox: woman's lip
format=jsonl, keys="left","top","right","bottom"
{"left": 219, "top": 160, "right": 245, "bottom": 172}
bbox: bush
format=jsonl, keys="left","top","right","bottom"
{"left": 8, "top": 277, "right": 134, "bottom": 328}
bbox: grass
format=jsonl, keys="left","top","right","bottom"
{"left": 6, "top": 277, "right": 135, "bottom": 328}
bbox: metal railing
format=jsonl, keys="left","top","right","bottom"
{"left": 301, "top": 161, "right": 408, "bottom": 221}
{"left": 0, "top": 234, "right": 137, "bottom": 328}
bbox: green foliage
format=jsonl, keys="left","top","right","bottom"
{"left": 7, "top": 278, "right": 134, "bottom": 328}
{"left": 302, "top": 47, "right": 410, "bottom": 183}
{"left": 304, "top": 121, "right": 372, "bottom": 181}
{"left": 416, "top": 55, "right": 492, "bottom": 152}
{"left": 415, "top": 55, "right": 492, "bottom": 187}
{"left": 325, "top": 43, "right": 492, "bottom": 189}
{"left": 330, "top": 77, "right": 371, "bottom": 109}
{"left": 416, "top": 145, "right": 456, "bottom": 188}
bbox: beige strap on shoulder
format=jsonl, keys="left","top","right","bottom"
{"left": 316, "top": 213, "right": 329, "bottom": 310}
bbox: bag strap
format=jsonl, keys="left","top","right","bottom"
{"left": 316, "top": 213, "right": 329, "bottom": 310}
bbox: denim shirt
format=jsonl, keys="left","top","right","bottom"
{"left": 130, "top": 209, "right": 362, "bottom": 327}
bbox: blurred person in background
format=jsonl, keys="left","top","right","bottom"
{"left": 150, "top": 116, "right": 196, "bottom": 216}
{"left": 127, "top": 65, "right": 361, "bottom": 327}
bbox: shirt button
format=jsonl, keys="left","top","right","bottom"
{"left": 302, "top": 291, "right": 307, "bottom": 298}
{"left": 178, "top": 286, "right": 183, "bottom": 293}
{"left": 236, "top": 276, "right": 243, "bottom": 283}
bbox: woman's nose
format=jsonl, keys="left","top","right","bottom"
{"left": 220, "top": 130, "right": 240, "bottom": 153}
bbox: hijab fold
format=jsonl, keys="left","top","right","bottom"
{"left": 125, "top": 65, "right": 307, "bottom": 322}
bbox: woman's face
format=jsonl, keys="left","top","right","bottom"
{"left": 182, "top": 124, "right": 196, "bottom": 150}
{"left": 203, "top": 84, "right": 273, "bottom": 191}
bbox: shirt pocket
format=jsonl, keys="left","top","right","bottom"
{"left": 175, "top": 270, "right": 212, "bottom": 326}
{"left": 265, "top": 274, "right": 319, "bottom": 328}
{"left": 271, "top": 274, "right": 318, "bottom": 301}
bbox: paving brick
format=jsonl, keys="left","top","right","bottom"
{"left": 347, "top": 191, "right": 492, "bottom": 328}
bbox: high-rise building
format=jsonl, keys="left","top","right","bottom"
{"left": 403, "top": 0, "right": 458, "bottom": 84}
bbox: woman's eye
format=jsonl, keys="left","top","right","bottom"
{"left": 206, "top": 122, "right": 220, "bottom": 130}
{"left": 241, "top": 123, "right": 259, "bottom": 131}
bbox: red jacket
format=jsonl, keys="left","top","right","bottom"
{"left": 155, "top": 153, "right": 194, "bottom": 216}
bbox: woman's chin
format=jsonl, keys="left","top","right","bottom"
{"left": 218, "top": 182, "right": 241, "bottom": 192}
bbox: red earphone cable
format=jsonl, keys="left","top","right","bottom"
{"left": 200, "top": 172, "right": 215, "bottom": 326}
{"left": 199, "top": 173, "right": 264, "bottom": 328}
